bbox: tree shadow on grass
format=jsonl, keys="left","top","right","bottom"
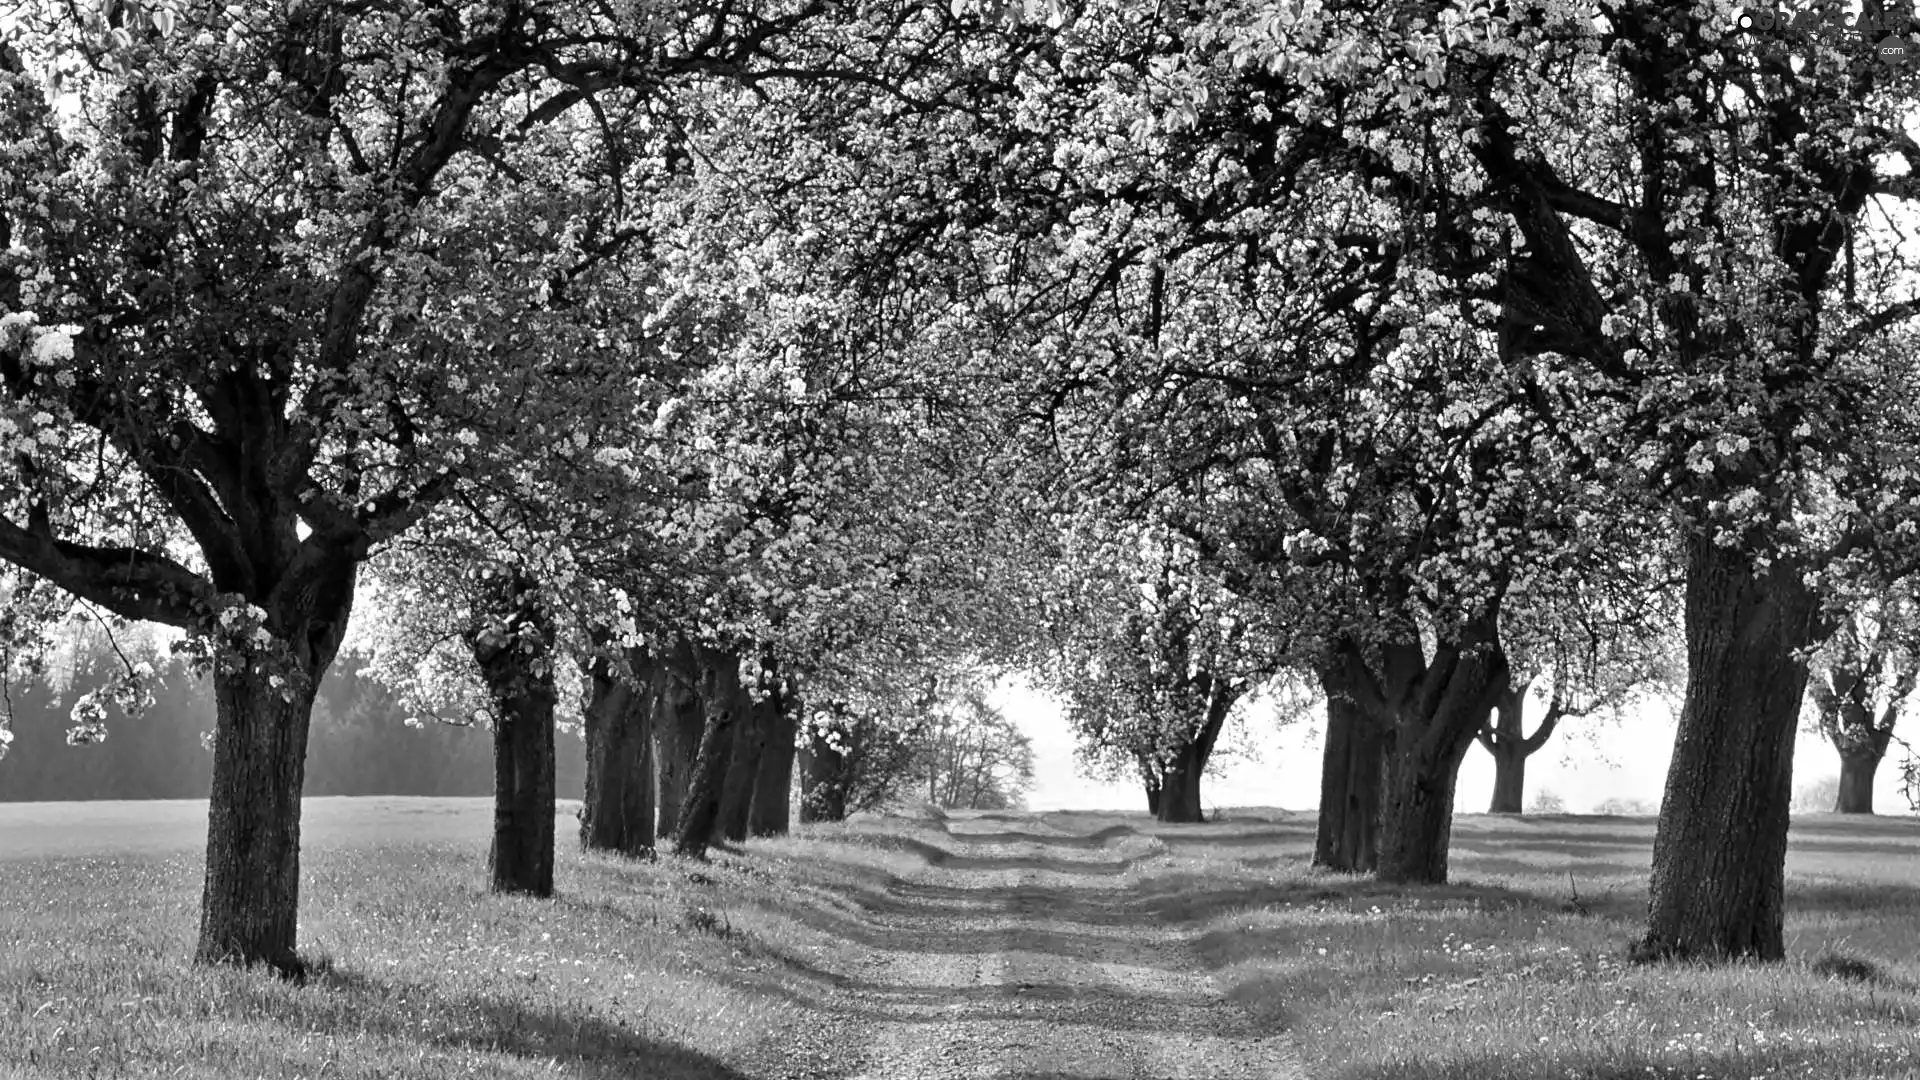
{"left": 1339, "top": 1049, "right": 1845, "bottom": 1080}
{"left": 299, "top": 965, "right": 754, "bottom": 1079}
{"left": 1131, "top": 870, "right": 1593, "bottom": 926}
{"left": 945, "top": 823, "right": 1144, "bottom": 849}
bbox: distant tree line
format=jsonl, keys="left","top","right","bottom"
{"left": 0, "top": 639, "right": 583, "bottom": 803}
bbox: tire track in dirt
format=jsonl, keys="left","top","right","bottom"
{"left": 801, "top": 811, "right": 1307, "bottom": 1080}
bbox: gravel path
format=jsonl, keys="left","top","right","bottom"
{"left": 765, "top": 811, "right": 1307, "bottom": 1080}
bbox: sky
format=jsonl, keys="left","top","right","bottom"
{"left": 989, "top": 675, "right": 1920, "bottom": 817}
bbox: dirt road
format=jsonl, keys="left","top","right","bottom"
{"left": 765, "top": 811, "right": 1307, "bottom": 1080}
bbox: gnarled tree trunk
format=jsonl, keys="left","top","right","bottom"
{"left": 195, "top": 560, "right": 356, "bottom": 976}
{"left": 652, "top": 639, "right": 705, "bottom": 839}
{"left": 469, "top": 573, "right": 558, "bottom": 897}
{"left": 1636, "top": 539, "right": 1822, "bottom": 963}
{"left": 1375, "top": 615, "right": 1509, "bottom": 885}
{"left": 1313, "top": 655, "right": 1387, "bottom": 874}
{"left": 750, "top": 689, "right": 799, "bottom": 837}
{"left": 718, "top": 658, "right": 776, "bottom": 843}
{"left": 673, "top": 646, "right": 745, "bottom": 858}
{"left": 579, "top": 645, "right": 655, "bottom": 856}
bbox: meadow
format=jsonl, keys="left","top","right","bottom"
{"left": 0, "top": 798, "right": 1916, "bottom": 1078}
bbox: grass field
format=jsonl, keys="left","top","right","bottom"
{"left": 0, "top": 798, "right": 1916, "bottom": 1078}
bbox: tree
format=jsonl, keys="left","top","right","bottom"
{"left": 1039, "top": 523, "right": 1282, "bottom": 823}
{"left": 1805, "top": 593, "right": 1920, "bottom": 814}
{"left": 0, "top": 0, "right": 914, "bottom": 973}
{"left": 912, "top": 678, "right": 1033, "bottom": 811}
{"left": 1077, "top": 0, "right": 1920, "bottom": 959}
{"left": 1479, "top": 574, "right": 1681, "bottom": 814}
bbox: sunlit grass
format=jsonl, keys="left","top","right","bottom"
{"left": 5, "top": 799, "right": 1919, "bottom": 1078}
{"left": 1137, "top": 809, "right": 1920, "bottom": 1080}
{"left": 0, "top": 800, "right": 933, "bottom": 1079}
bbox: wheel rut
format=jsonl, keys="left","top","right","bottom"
{"left": 767, "top": 811, "right": 1307, "bottom": 1080}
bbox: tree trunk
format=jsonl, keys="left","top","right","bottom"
{"left": 579, "top": 646, "right": 655, "bottom": 856}
{"left": 673, "top": 647, "right": 744, "bottom": 858}
{"left": 469, "top": 576, "right": 558, "bottom": 897}
{"left": 1155, "top": 744, "right": 1206, "bottom": 824}
{"left": 1478, "top": 679, "right": 1562, "bottom": 814}
{"left": 750, "top": 690, "right": 798, "bottom": 837}
{"left": 1144, "top": 779, "right": 1162, "bottom": 817}
{"left": 652, "top": 640, "right": 705, "bottom": 839}
{"left": 798, "top": 735, "right": 848, "bottom": 823}
{"left": 1636, "top": 538, "right": 1822, "bottom": 964}
{"left": 1375, "top": 617, "right": 1509, "bottom": 885}
{"left": 1835, "top": 751, "right": 1880, "bottom": 814}
{"left": 718, "top": 661, "right": 775, "bottom": 843}
{"left": 194, "top": 560, "right": 356, "bottom": 977}
{"left": 1487, "top": 741, "right": 1526, "bottom": 814}
{"left": 1313, "top": 661, "right": 1386, "bottom": 873}
{"left": 196, "top": 661, "right": 322, "bottom": 975}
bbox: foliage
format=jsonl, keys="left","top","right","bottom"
{"left": 906, "top": 679, "right": 1033, "bottom": 811}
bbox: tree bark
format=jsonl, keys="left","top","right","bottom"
{"left": 1835, "top": 751, "right": 1880, "bottom": 814}
{"left": 1635, "top": 538, "right": 1822, "bottom": 964}
{"left": 469, "top": 574, "right": 558, "bottom": 897}
{"left": 750, "top": 689, "right": 799, "bottom": 836}
{"left": 196, "top": 659, "right": 322, "bottom": 975}
{"left": 798, "top": 733, "right": 849, "bottom": 823}
{"left": 194, "top": 559, "right": 356, "bottom": 977}
{"left": 673, "top": 646, "right": 745, "bottom": 858}
{"left": 1155, "top": 741, "right": 1206, "bottom": 823}
{"left": 1487, "top": 740, "right": 1527, "bottom": 815}
{"left": 718, "top": 659, "right": 776, "bottom": 843}
{"left": 1313, "top": 658, "right": 1386, "bottom": 874}
{"left": 1375, "top": 617, "right": 1510, "bottom": 885}
{"left": 579, "top": 645, "right": 655, "bottom": 856}
{"left": 1144, "top": 778, "right": 1163, "bottom": 817}
{"left": 652, "top": 638, "right": 705, "bottom": 839}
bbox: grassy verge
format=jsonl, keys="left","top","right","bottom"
{"left": 0, "top": 800, "right": 931, "bottom": 1079}
{"left": 1141, "top": 810, "right": 1920, "bottom": 1080}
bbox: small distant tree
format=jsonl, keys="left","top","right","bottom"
{"left": 1804, "top": 594, "right": 1919, "bottom": 815}
{"left": 1527, "top": 788, "right": 1566, "bottom": 814}
{"left": 911, "top": 683, "right": 1033, "bottom": 811}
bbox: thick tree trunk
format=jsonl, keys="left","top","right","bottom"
{"left": 652, "top": 641, "right": 705, "bottom": 839}
{"left": 1144, "top": 779, "right": 1162, "bottom": 817}
{"left": 1375, "top": 617, "right": 1509, "bottom": 885}
{"left": 673, "top": 647, "right": 745, "bottom": 858}
{"left": 798, "top": 737, "right": 848, "bottom": 823}
{"left": 718, "top": 662, "right": 775, "bottom": 843}
{"left": 470, "top": 577, "right": 558, "bottom": 897}
{"left": 1636, "top": 539, "right": 1822, "bottom": 964}
{"left": 1153, "top": 675, "right": 1237, "bottom": 824}
{"left": 579, "top": 647, "right": 655, "bottom": 856}
{"left": 1835, "top": 751, "right": 1881, "bottom": 814}
{"left": 1488, "top": 742, "right": 1526, "bottom": 814}
{"left": 1313, "top": 662, "right": 1385, "bottom": 873}
{"left": 1155, "top": 744, "right": 1206, "bottom": 824}
{"left": 196, "top": 662, "right": 322, "bottom": 975}
{"left": 194, "top": 561, "right": 356, "bottom": 976}
{"left": 750, "top": 690, "right": 798, "bottom": 837}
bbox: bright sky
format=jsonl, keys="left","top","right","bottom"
{"left": 990, "top": 675, "right": 1920, "bottom": 817}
